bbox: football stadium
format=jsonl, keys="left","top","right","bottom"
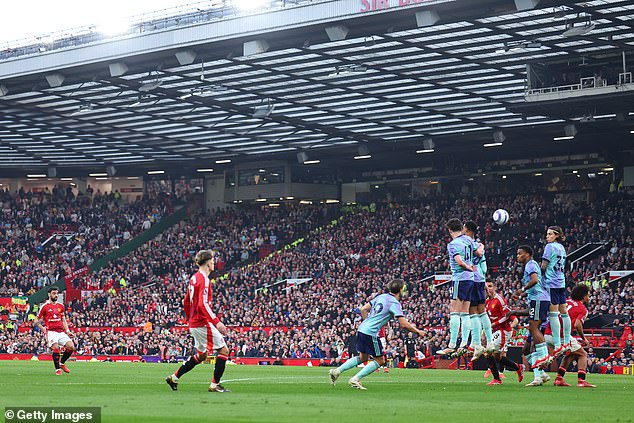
{"left": 1, "top": 0, "right": 633, "bottom": 422}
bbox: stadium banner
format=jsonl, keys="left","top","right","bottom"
{"left": 433, "top": 274, "right": 452, "bottom": 287}
{"left": 64, "top": 266, "right": 90, "bottom": 285}
{"left": 11, "top": 296, "right": 29, "bottom": 312}
{"left": 0, "top": 297, "right": 12, "bottom": 309}
{"left": 609, "top": 270, "right": 634, "bottom": 281}
{"left": 170, "top": 325, "right": 305, "bottom": 335}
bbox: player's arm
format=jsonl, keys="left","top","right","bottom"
{"left": 575, "top": 317, "right": 589, "bottom": 345}
{"left": 33, "top": 315, "right": 46, "bottom": 332}
{"left": 62, "top": 312, "right": 71, "bottom": 334}
{"left": 397, "top": 316, "right": 425, "bottom": 337}
{"left": 540, "top": 259, "right": 549, "bottom": 273}
{"left": 540, "top": 244, "right": 550, "bottom": 273}
{"left": 510, "top": 317, "right": 519, "bottom": 328}
{"left": 508, "top": 308, "right": 529, "bottom": 317}
{"left": 359, "top": 302, "right": 372, "bottom": 320}
{"left": 454, "top": 254, "right": 475, "bottom": 272}
{"left": 474, "top": 243, "right": 484, "bottom": 257}
{"left": 512, "top": 272, "right": 539, "bottom": 300}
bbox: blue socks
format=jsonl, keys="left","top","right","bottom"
{"left": 549, "top": 311, "right": 561, "bottom": 348}
{"left": 460, "top": 313, "right": 471, "bottom": 347}
{"left": 470, "top": 314, "right": 482, "bottom": 347}
{"left": 479, "top": 312, "right": 493, "bottom": 344}
{"left": 561, "top": 313, "right": 572, "bottom": 345}
{"left": 449, "top": 312, "right": 460, "bottom": 348}
{"left": 354, "top": 360, "right": 380, "bottom": 380}
{"left": 337, "top": 356, "right": 361, "bottom": 374}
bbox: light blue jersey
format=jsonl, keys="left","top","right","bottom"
{"left": 358, "top": 293, "right": 404, "bottom": 337}
{"left": 448, "top": 235, "right": 475, "bottom": 282}
{"left": 523, "top": 259, "right": 550, "bottom": 301}
{"left": 473, "top": 248, "right": 487, "bottom": 283}
{"left": 542, "top": 242, "right": 566, "bottom": 289}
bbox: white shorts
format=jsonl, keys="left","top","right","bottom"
{"left": 491, "top": 329, "right": 512, "bottom": 353}
{"left": 47, "top": 330, "right": 71, "bottom": 348}
{"left": 544, "top": 335, "right": 582, "bottom": 353}
{"left": 190, "top": 323, "right": 226, "bottom": 354}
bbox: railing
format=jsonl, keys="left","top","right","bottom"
{"left": 526, "top": 75, "right": 615, "bottom": 96}
{"left": 0, "top": 0, "right": 322, "bottom": 60}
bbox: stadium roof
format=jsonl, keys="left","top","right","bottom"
{"left": 0, "top": 0, "right": 633, "bottom": 176}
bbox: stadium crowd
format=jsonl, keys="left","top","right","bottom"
{"left": 0, "top": 186, "right": 169, "bottom": 297}
{"left": 1, "top": 183, "right": 632, "bottom": 370}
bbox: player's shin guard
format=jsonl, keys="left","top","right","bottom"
{"left": 61, "top": 350, "right": 73, "bottom": 364}
{"left": 549, "top": 311, "right": 561, "bottom": 347}
{"left": 337, "top": 356, "right": 361, "bottom": 373}
{"left": 460, "top": 313, "right": 471, "bottom": 347}
{"left": 52, "top": 348, "right": 61, "bottom": 370}
{"left": 561, "top": 313, "right": 572, "bottom": 345}
{"left": 499, "top": 356, "right": 519, "bottom": 372}
{"left": 354, "top": 360, "right": 380, "bottom": 380}
{"left": 449, "top": 312, "right": 460, "bottom": 347}
{"left": 578, "top": 369, "right": 586, "bottom": 381}
{"left": 487, "top": 356, "right": 501, "bottom": 381}
{"left": 479, "top": 312, "right": 493, "bottom": 345}
{"left": 175, "top": 352, "right": 204, "bottom": 379}
{"left": 558, "top": 366, "right": 567, "bottom": 378}
{"left": 470, "top": 314, "right": 482, "bottom": 347}
{"left": 212, "top": 354, "right": 228, "bottom": 385}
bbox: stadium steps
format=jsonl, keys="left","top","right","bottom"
{"left": 28, "top": 203, "right": 192, "bottom": 305}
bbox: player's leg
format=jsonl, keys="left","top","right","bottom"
{"left": 486, "top": 355, "right": 502, "bottom": 385}
{"left": 468, "top": 305, "right": 482, "bottom": 352}
{"left": 497, "top": 331, "right": 522, "bottom": 382}
{"left": 477, "top": 302, "right": 493, "bottom": 352}
{"left": 530, "top": 301, "right": 552, "bottom": 368}
{"left": 458, "top": 283, "right": 473, "bottom": 351}
{"left": 349, "top": 335, "right": 385, "bottom": 389}
{"left": 166, "top": 327, "right": 208, "bottom": 390}
{"left": 559, "top": 300, "right": 572, "bottom": 349}
{"left": 210, "top": 345, "right": 230, "bottom": 392}
{"left": 209, "top": 325, "right": 230, "bottom": 392}
{"left": 50, "top": 340, "right": 61, "bottom": 374}
{"left": 548, "top": 290, "right": 562, "bottom": 351}
{"left": 60, "top": 338, "right": 75, "bottom": 373}
{"left": 331, "top": 334, "right": 367, "bottom": 386}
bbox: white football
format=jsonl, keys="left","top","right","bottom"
{"left": 492, "top": 209, "right": 509, "bottom": 225}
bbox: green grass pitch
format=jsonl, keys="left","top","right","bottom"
{"left": 1, "top": 362, "right": 632, "bottom": 423}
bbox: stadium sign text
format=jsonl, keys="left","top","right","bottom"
{"left": 360, "top": 0, "right": 443, "bottom": 13}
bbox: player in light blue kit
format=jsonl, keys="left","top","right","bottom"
{"left": 541, "top": 226, "right": 570, "bottom": 356}
{"left": 437, "top": 218, "right": 483, "bottom": 357}
{"left": 329, "top": 279, "right": 425, "bottom": 390}
{"left": 512, "top": 245, "right": 553, "bottom": 380}
{"left": 463, "top": 221, "right": 494, "bottom": 361}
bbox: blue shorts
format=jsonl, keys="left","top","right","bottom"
{"left": 451, "top": 280, "right": 474, "bottom": 301}
{"left": 470, "top": 282, "right": 486, "bottom": 306}
{"left": 356, "top": 332, "right": 384, "bottom": 357}
{"left": 529, "top": 300, "right": 550, "bottom": 321}
{"left": 548, "top": 287, "right": 567, "bottom": 305}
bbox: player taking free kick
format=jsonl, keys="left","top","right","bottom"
{"left": 35, "top": 286, "right": 76, "bottom": 375}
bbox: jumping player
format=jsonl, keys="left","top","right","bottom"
{"left": 545, "top": 284, "right": 596, "bottom": 388}
{"left": 35, "top": 286, "right": 76, "bottom": 375}
{"left": 329, "top": 279, "right": 425, "bottom": 390}
{"left": 166, "top": 250, "right": 230, "bottom": 393}
{"left": 483, "top": 281, "right": 524, "bottom": 385}
{"left": 512, "top": 245, "right": 552, "bottom": 371}
{"left": 463, "top": 221, "right": 493, "bottom": 361}
{"left": 542, "top": 226, "right": 570, "bottom": 356}
{"left": 437, "top": 218, "right": 483, "bottom": 357}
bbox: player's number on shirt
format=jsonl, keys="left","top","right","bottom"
{"left": 554, "top": 255, "right": 564, "bottom": 272}
{"left": 370, "top": 303, "right": 383, "bottom": 317}
{"left": 464, "top": 246, "right": 472, "bottom": 263}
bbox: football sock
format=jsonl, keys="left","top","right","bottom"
{"left": 557, "top": 366, "right": 567, "bottom": 378}
{"left": 549, "top": 311, "right": 561, "bottom": 348}
{"left": 536, "top": 342, "right": 548, "bottom": 358}
{"left": 470, "top": 314, "right": 482, "bottom": 347}
{"left": 578, "top": 370, "right": 586, "bottom": 381}
{"left": 52, "top": 348, "right": 61, "bottom": 370}
{"left": 354, "top": 360, "right": 379, "bottom": 380}
{"left": 479, "top": 312, "right": 493, "bottom": 344}
{"left": 449, "top": 312, "right": 460, "bottom": 347}
{"left": 60, "top": 350, "right": 73, "bottom": 364}
{"left": 175, "top": 353, "right": 203, "bottom": 378}
{"left": 500, "top": 356, "right": 519, "bottom": 372}
{"left": 561, "top": 313, "right": 572, "bottom": 345}
{"left": 212, "top": 354, "right": 228, "bottom": 385}
{"left": 460, "top": 313, "right": 471, "bottom": 347}
{"left": 527, "top": 353, "right": 541, "bottom": 379}
{"left": 487, "top": 356, "right": 501, "bottom": 381}
{"left": 337, "top": 356, "right": 361, "bottom": 373}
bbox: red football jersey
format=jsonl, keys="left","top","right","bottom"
{"left": 183, "top": 271, "right": 220, "bottom": 328}
{"left": 37, "top": 302, "right": 66, "bottom": 332}
{"left": 545, "top": 298, "right": 587, "bottom": 336}
{"left": 485, "top": 293, "right": 512, "bottom": 332}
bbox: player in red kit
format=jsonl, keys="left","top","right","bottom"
{"left": 544, "top": 284, "right": 596, "bottom": 388}
{"left": 483, "top": 281, "right": 523, "bottom": 385}
{"left": 34, "top": 286, "right": 76, "bottom": 375}
{"left": 166, "top": 250, "right": 231, "bottom": 392}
